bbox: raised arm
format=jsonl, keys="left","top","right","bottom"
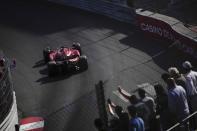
{"left": 118, "top": 86, "right": 131, "bottom": 100}
{"left": 107, "top": 99, "right": 115, "bottom": 116}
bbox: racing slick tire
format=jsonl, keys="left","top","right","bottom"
{"left": 48, "top": 61, "right": 62, "bottom": 76}
{"left": 62, "top": 61, "right": 69, "bottom": 73}
{"left": 78, "top": 55, "right": 88, "bottom": 71}
{"left": 43, "top": 47, "right": 51, "bottom": 63}
{"left": 72, "top": 43, "right": 82, "bottom": 55}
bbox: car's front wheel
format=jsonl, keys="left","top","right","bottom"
{"left": 78, "top": 55, "right": 88, "bottom": 71}
{"left": 43, "top": 47, "right": 51, "bottom": 63}
{"left": 48, "top": 61, "right": 62, "bottom": 76}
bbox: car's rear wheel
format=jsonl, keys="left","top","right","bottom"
{"left": 43, "top": 47, "right": 51, "bottom": 63}
{"left": 48, "top": 61, "right": 62, "bottom": 76}
{"left": 78, "top": 55, "right": 88, "bottom": 71}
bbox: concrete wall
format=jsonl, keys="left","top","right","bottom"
{"left": 136, "top": 9, "right": 197, "bottom": 58}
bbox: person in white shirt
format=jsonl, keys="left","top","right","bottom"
{"left": 167, "top": 77, "right": 190, "bottom": 131}
{"left": 182, "top": 61, "right": 197, "bottom": 96}
{"left": 182, "top": 61, "right": 197, "bottom": 129}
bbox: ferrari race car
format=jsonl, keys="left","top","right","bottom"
{"left": 43, "top": 43, "right": 88, "bottom": 76}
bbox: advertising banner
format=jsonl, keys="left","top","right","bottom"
{"left": 137, "top": 13, "right": 197, "bottom": 58}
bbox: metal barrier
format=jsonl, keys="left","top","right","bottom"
{"left": 166, "top": 111, "right": 197, "bottom": 131}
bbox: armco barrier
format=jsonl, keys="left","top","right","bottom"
{"left": 48, "top": 0, "right": 136, "bottom": 24}
{"left": 136, "top": 9, "right": 197, "bottom": 58}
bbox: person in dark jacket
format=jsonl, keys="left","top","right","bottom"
{"left": 107, "top": 99, "right": 129, "bottom": 131}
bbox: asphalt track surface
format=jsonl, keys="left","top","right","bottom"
{"left": 0, "top": 1, "right": 196, "bottom": 131}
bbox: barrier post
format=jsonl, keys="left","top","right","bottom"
{"left": 95, "top": 80, "right": 108, "bottom": 130}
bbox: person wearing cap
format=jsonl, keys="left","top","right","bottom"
{"left": 168, "top": 67, "right": 187, "bottom": 91}
{"left": 182, "top": 61, "right": 197, "bottom": 129}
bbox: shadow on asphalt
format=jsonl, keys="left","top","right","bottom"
{"left": 119, "top": 31, "right": 197, "bottom": 71}
{"left": 33, "top": 59, "right": 46, "bottom": 68}
{"left": 36, "top": 67, "right": 88, "bottom": 84}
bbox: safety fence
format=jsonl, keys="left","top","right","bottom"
{"left": 166, "top": 111, "right": 197, "bottom": 131}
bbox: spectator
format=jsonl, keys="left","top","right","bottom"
{"left": 166, "top": 78, "right": 190, "bottom": 131}
{"left": 168, "top": 67, "right": 187, "bottom": 91}
{"left": 94, "top": 118, "right": 106, "bottom": 131}
{"left": 10, "top": 58, "right": 16, "bottom": 69}
{"left": 107, "top": 99, "right": 129, "bottom": 131}
{"left": 118, "top": 86, "right": 150, "bottom": 130}
{"left": 127, "top": 106, "right": 145, "bottom": 131}
{"left": 161, "top": 73, "right": 170, "bottom": 83}
{"left": 154, "top": 83, "right": 170, "bottom": 130}
{"left": 137, "top": 88, "right": 155, "bottom": 116}
{"left": 137, "top": 88, "right": 156, "bottom": 131}
{"left": 0, "top": 58, "right": 5, "bottom": 67}
{"left": 182, "top": 61, "right": 197, "bottom": 129}
{"left": 0, "top": 70, "right": 3, "bottom": 79}
{"left": 0, "top": 59, "right": 5, "bottom": 80}
{"left": 109, "top": 118, "right": 120, "bottom": 131}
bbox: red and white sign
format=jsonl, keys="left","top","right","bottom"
{"left": 20, "top": 117, "right": 44, "bottom": 131}
{"left": 137, "top": 13, "right": 197, "bottom": 58}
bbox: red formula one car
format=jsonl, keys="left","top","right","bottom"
{"left": 43, "top": 43, "right": 88, "bottom": 76}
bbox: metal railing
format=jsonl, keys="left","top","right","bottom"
{"left": 166, "top": 111, "right": 197, "bottom": 131}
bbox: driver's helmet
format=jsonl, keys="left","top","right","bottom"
{"left": 46, "top": 47, "right": 51, "bottom": 52}
{"left": 60, "top": 47, "right": 64, "bottom": 52}
{"left": 56, "top": 51, "right": 62, "bottom": 60}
